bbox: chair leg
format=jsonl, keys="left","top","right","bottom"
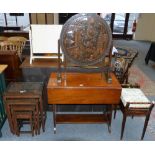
{"left": 120, "top": 114, "right": 127, "bottom": 140}
{"left": 141, "top": 114, "right": 150, "bottom": 140}
{"left": 113, "top": 104, "right": 121, "bottom": 119}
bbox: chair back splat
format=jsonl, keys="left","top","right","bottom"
{"left": 114, "top": 47, "right": 138, "bottom": 84}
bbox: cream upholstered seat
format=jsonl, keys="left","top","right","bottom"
{"left": 121, "top": 88, "right": 151, "bottom": 108}
{"left": 119, "top": 87, "right": 154, "bottom": 140}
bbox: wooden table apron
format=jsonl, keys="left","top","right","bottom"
{"left": 47, "top": 72, "right": 122, "bottom": 133}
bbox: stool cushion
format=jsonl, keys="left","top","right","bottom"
{"left": 121, "top": 88, "right": 150, "bottom": 108}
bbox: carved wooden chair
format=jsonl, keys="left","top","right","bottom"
{"left": 0, "top": 40, "right": 20, "bottom": 58}
{"left": 113, "top": 53, "right": 132, "bottom": 118}
{"left": 114, "top": 47, "right": 138, "bottom": 84}
{"left": 0, "top": 41, "right": 8, "bottom": 51}
{"left": 113, "top": 47, "right": 139, "bottom": 115}
{"left": 7, "top": 36, "right": 27, "bottom": 61}
{"left": 119, "top": 87, "right": 154, "bottom": 140}
{"left": 0, "top": 36, "right": 8, "bottom": 42}
{"left": 114, "top": 53, "right": 130, "bottom": 84}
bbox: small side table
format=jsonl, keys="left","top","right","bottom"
{"left": 0, "top": 65, "right": 7, "bottom": 137}
{"left": 47, "top": 72, "right": 121, "bottom": 134}
{"left": 3, "top": 82, "right": 46, "bottom": 135}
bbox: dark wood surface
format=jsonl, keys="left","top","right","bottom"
{"left": 56, "top": 114, "right": 108, "bottom": 123}
{"left": 0, "top": 31, "right": 29, "bottom": 39}
{"left": 20, "top": 56, "right": 59, "bottom": 68}
{"left": 47, "top": 72, "right": 122, "bottom": 105}
{"left": 0, "top": 50, "right": 22, "bottom": 82}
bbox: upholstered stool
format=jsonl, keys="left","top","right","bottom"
{"left": 120, "top": 88, "right": 154, "bottom": 140}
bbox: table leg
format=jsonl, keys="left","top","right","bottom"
{"left": 36, "top": 101, "right": 40, "bottom": 135}
{"left": 105, "top": 105, "right": 112, "bottom": 133}
{"left": 42, "top": 83, "right": 47, "bottom": 129}
{"left": 53, "top": 104, "right": 56, "bottom": 134}
{"left": 39, "top": 97, "right": 45, "bottom": 132}
{"left": 4, "top": 101, "right": 15, "bottom": 134}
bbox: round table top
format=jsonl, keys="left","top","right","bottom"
{"left": 60, "top": 13, "right": 112, "bottom": 66}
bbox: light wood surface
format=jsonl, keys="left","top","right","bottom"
{"left": 48, "top": 72, "right": 121, "bottom": 131}
{"left": 0, "top": 65, "right": 8, "bottom": 73}
{"left": 47, "top": 72, "right": 122, "bottom": 104}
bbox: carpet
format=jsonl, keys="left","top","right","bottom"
{"left": 129, "top": 65, "right": 155, "bottom": 96}
{"left": 129, "top": 65, "right": 155, "bottom": 136}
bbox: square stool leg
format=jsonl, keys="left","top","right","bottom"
{"left": 13, "top": 112, "right": 34, "bottom": 136}
{"left": 120, "top": 114, "right": 127, "bottom": 140}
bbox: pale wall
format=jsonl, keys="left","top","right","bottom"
{"left": 30, "top": 13, "right": 54, "bottom": 24}
{"left": 134, "top": 13, "right": 155, "bottom": 41}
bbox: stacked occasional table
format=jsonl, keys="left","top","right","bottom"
{"left": 3, "top": 82, "right": 46, "bottom": 136}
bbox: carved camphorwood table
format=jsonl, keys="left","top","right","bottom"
{"left": 57, "top": 13, "right": 113, "bottom": 83}
{"left": 3, "top": 82, "right": 46, "bottom": 135}
{"left": 47, "top": 14, "right": 120, "bottom": 134}
{"left": 60, "top": 13, "right": 112, "bottom": 66}
{"left": 47, "top": 72, "right": 121, "bottom": 133}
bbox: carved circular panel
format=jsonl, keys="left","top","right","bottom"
{"left": 60, "top": 13, "right": 112, "bottom": 66}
